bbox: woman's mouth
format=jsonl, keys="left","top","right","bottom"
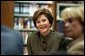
{"left": 39, "top": 25, "right": 46, "bottom": 29}
{"left": 40, "top": 27, "right": 45, "bottom": 29}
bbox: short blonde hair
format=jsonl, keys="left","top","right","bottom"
{"left": 77, "top": 6, "right": 84, "bottom": 23}
{"left": 61, "top": 7, "right": 75, "bottom": 21}
{"left": 61, "top": 6, "right": 84, "bottom": 25}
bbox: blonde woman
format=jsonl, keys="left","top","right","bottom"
{"left": 61, "top": 6, "right": 84, "bottom": 55}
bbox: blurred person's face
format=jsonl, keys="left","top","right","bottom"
{"left": 36, "top": 15, "right": 51, "bottom": 36}
{"left": 64, "top": 18, "right": 83, "bottom": 39}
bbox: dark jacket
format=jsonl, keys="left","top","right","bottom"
{"left": 27, "top": 30, "right": 67, "bottom": 55}
{"left": 1, "top": 25, "right": 23, "bottom": 55}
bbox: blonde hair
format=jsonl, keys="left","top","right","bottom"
{"left": 77, "top": 6, "right": 84, "bottom": 23}
{"left": 61, "top": 7, "right": 76, "bottom": 21}
{"left": 61, "top": 6, "right": 84, "bottom": 25}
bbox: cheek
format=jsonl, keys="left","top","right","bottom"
{"left": 72, "top": 23, "right": 82, "bottom": 34}
{"left": 45, "top": 25, "right": 50, "bottom": 29}
{"left": 72, "top": 25, "right": 77, "bottom": 31}
{"left": 36, "top": 24, "right": 39, "bottom": 29}
{"left": 46, "top": 20, "right": 51, "bottom": 26}
{"left": 45, "top": 23, "right": 51, "bottom": 28}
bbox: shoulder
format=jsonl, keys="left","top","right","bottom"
{"left": 69, "top": 40, "right": 84, "bottom": 51}
{"left": 8, "top": 29, "right": 23, "bottom": 40}
{"left": 28, "top": 31, "right": 38, "bottom": 37}
{"left": 1, "top": 25, "right": 23, "bottom": 42}
{"left": 28, "top": 31, "right": 39, "bottom": 40}
{"left": 68, "top": 40, "right": 84, "bottom": 55}
{"left": 51, "top": 30, "right": 64, "bottom": 38}
{"left": 1, "top": 25, "right": 22, "bottom": 37}
{"left": 50, "top": 30, "right": 65, "bottom": 43}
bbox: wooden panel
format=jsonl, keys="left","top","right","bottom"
{"left": 51, "top": 1, "right": 57, "bottom": 31}
{"left": 1, "top": 1, "right": 14, "bottom": 28}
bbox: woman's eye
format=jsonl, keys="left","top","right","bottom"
{"left": 66, "top": 18, "right": 73, "bottom": 23}
{"left": 42, "top": 19, "right": 46, "bottom": 22}
{"left": 36, "top": 21, "right": 40, "bottom": 23}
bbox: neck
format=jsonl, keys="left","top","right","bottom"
{"left": 41, "top": 29, "right": 50, "bottom": 37}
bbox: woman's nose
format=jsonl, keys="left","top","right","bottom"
{"left": 64, "top": 22, "right": 70, "bottom": 28}
{"left": 40, "top": 21, "right": 44, "bottom": 25}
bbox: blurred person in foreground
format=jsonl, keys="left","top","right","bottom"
{"left": 1, "top": 1, "right": 23, "bottom": 55}
{"left": 1, "top": 25, "right": 24, "bottom": 55}
{"left": 61, "top": 6, "right": 84, "bottom": 55}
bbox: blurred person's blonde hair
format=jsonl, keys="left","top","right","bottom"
{"left": 61, "top": 6, "right": 84, "bottom": 25}
{"left": 61, "top": 6, "right": 84, "bottom": 55}
{"left": 77, "top": 6, "right": 84, "bottom": 23}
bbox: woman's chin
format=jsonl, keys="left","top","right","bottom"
{"left": 40, "top": 30, "right": 47, "bottom": 34}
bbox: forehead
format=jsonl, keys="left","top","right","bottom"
{"left": 37, "top": 15, "right": 48, "bottom": 20}
{"left": 62, "top": 7, "right": 78, "bottom": 21}
{"left": 63, "top": 13, "right": 78, "bottom": 22}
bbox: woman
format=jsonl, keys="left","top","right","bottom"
{"left": 61, "top": 6, "right": 84, "bottom": 55}
{"left": 27, "top": 8, "right": 66, "bottom": 55}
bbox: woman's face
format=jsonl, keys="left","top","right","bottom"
{"left": 36, "top": 15, "right": 51, "bottom": 34}
{"left": 64, "top": 18, "right": 83, "bottom": 39}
